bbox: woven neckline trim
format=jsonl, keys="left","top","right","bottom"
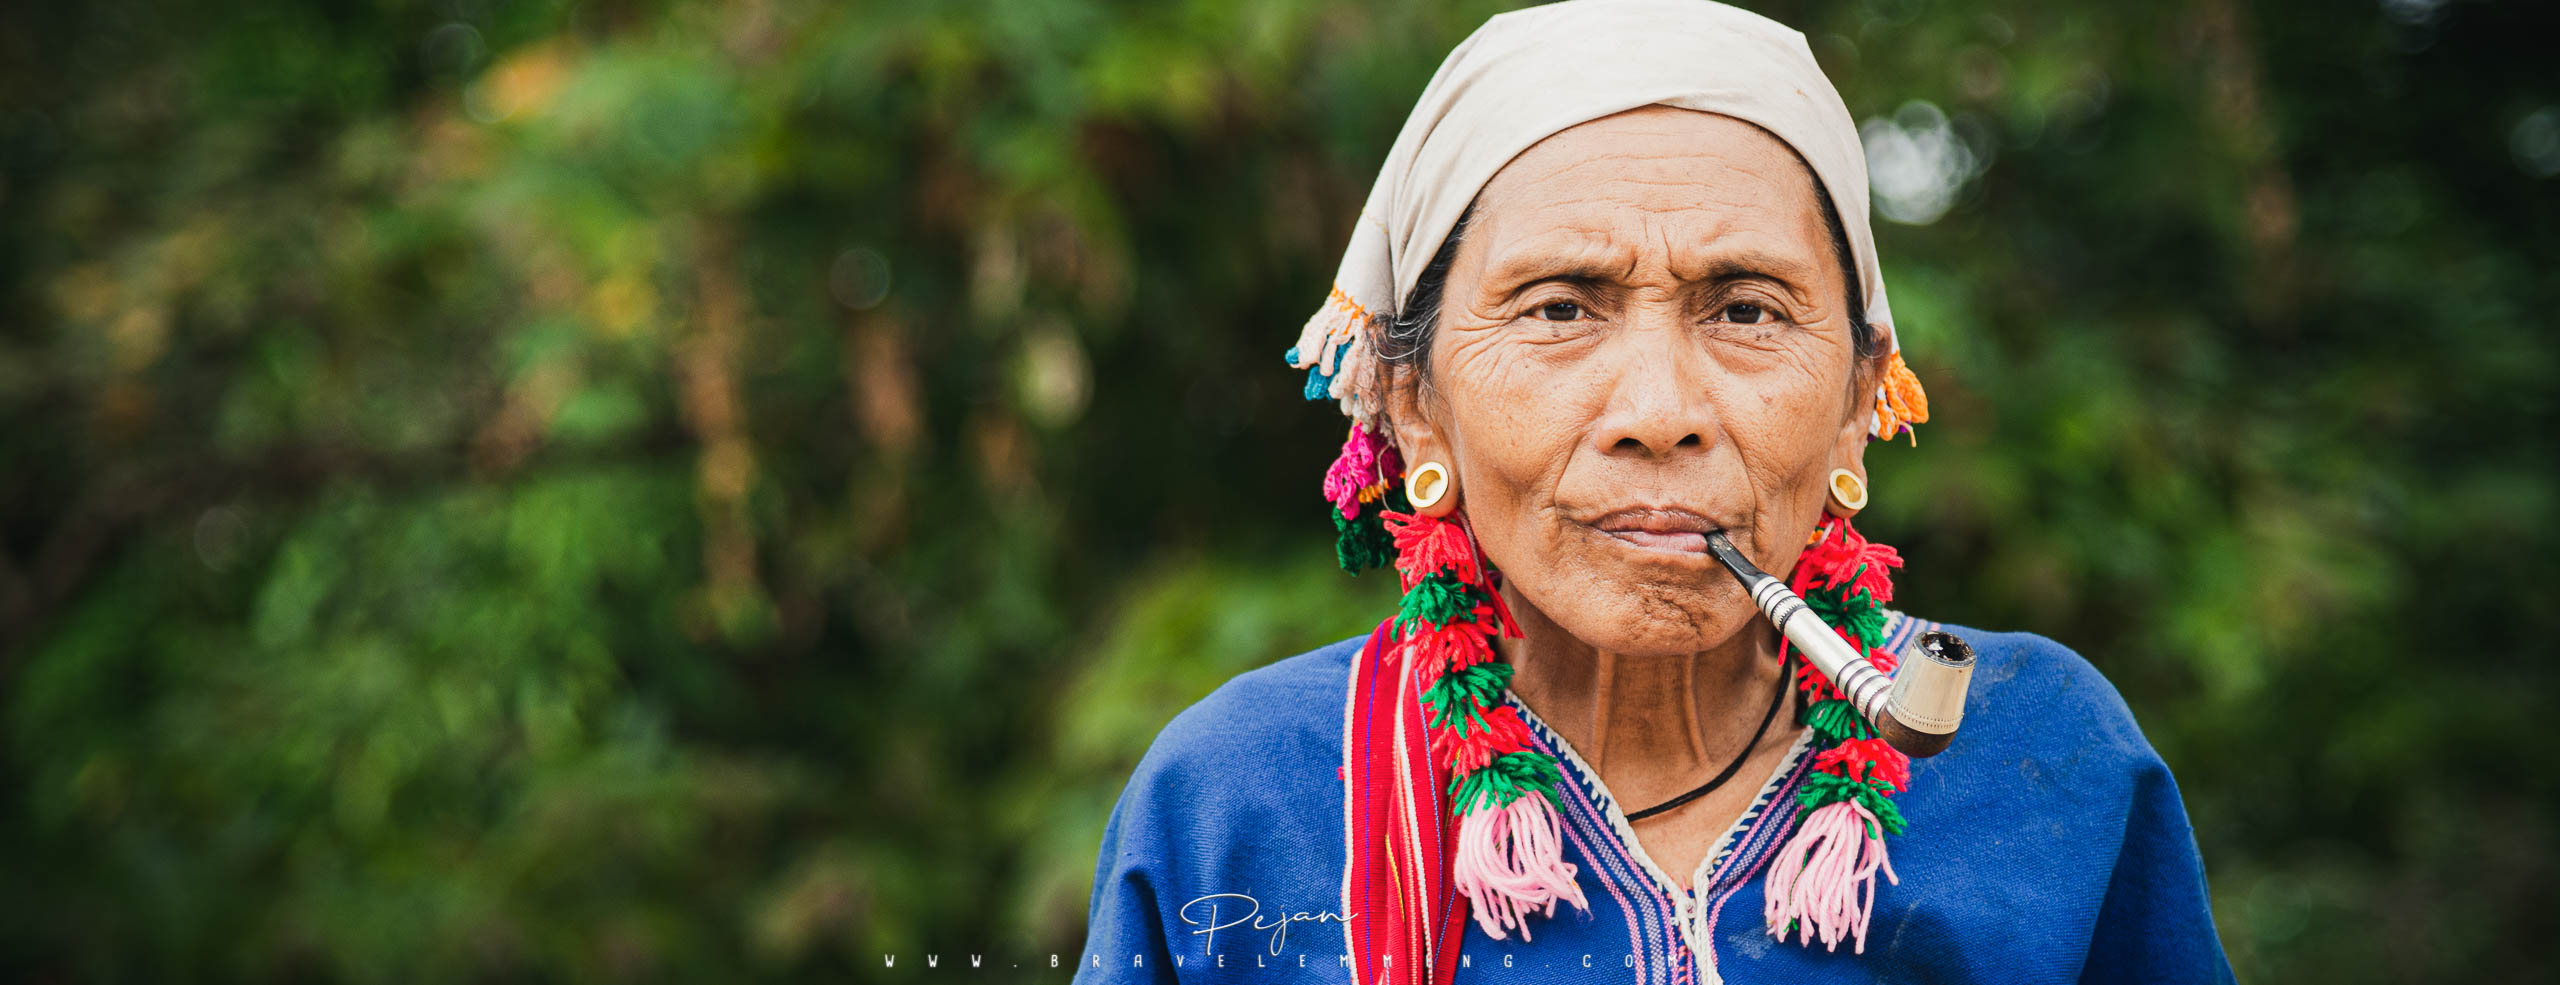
{"left": 1497, "top": 608, "right": 1918, "bottom": 962}
{"left": 1504, "top": 689, "right": 1809, "bottom": 959}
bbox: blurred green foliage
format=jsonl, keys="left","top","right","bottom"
{"left": 1, "top": 0, "right": 2552, "bottom": 981}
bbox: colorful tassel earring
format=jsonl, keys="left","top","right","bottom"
{"left": 1321, "top": 423, "right": 1588, "bottom": 941}
{"left": 1762, "top": 516, "right": 1913, "bottom": 953}
{"left": 1383, "top": 507, "right": 1587, "bottom": 940}
{"left": 1872, "top": 352, "right": 1931, "bottom": 443}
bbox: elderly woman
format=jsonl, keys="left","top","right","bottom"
{"left": 1075, "top": 2, "right": 2229, "bottom": 982}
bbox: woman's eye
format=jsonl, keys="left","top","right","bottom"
{"left": 1535, "top": 301, "right": 1583, "bottom": 322}
{"left": 1723, "top": 302, "right": 1767, "bottom": 324}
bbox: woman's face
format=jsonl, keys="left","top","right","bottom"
{"left": 1394, "top": 106, "right": 1884, "bottom": 658}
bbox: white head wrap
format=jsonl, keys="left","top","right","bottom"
{"left": 1284, "top": 0, "right": 1927, "bottom": 439}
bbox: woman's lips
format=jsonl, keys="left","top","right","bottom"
{"left": 1588, "top": 508, "right": 1732, "bottom": 556}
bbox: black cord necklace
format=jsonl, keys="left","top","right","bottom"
{"left": 1622, "top": 660, "right": 1794, "bottom": 822}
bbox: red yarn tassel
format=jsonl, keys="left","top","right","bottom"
{"left": 1813, "top": 737, "right": 1911, "bottom": 794}
{"left": 1386, "top": 509, "right": 1483, "bottom": 589}
{"left": 1430, "top": 704, "right": 1533, "bottom": 776}
{"left": 1405, "top": 622, "right": 1498, "bottom": 673}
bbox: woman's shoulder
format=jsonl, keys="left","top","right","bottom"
{"left": 1902, "top": 616, "right": 2156, "bottom": 749}
{"left": 1119, "top": 633, "right": 1363, "bottom": 807}
{"left": 1881, "top": 612, "right": 2220, "bottom": 973}
{"left": 1081, "top": 639, "right": 1368, "bottom": 970}
{"left": 1889, "top": 610, "right": 2178, "bottom": 795}
{"left": 1152, "top": 633, "right": 1360, "bottom": 752}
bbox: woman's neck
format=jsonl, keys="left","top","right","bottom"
{"left": 1495, "top": 581, "right": 1795, "bottom": 803}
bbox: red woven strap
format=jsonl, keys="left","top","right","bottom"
{"left": 1343, "top": 619, "right": 1467, "bottom": 985}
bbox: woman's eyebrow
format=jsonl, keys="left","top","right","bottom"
{"left": 1687, "top": 249, "right": 1822, "bottom": 286}
{"left": 1498, "top": 266, "right": 1618, "bottom": 292}
{"left": 1481, "top": 246, "right": 1631, "bottom": 292}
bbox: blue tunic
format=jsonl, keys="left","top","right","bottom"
{"left": 1074, "top": 612, "right": 2233, "bottom": 983}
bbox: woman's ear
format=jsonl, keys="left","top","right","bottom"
{"left": 1824, "top": 417, "right": 1871, "bottom": 519}
{"left": 1382, "top": 364, "right": 1461, "bottom": 517}
{"left": 1822, "top": 347, "right": 1889, "bottom": 516}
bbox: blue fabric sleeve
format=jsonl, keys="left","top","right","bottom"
{"left": 2078, "top": 755, "right": 2236, "bottom": 985}
{"left": 1073, "top": 783, "right": 1180, "bottom": 985}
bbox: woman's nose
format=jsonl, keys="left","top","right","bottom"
{"left": 1590, "top": 322, "right": 1719, "bottom": 458}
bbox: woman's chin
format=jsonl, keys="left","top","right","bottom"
{"left": 1550, "top": 591, "right": 1761, "bottom": 659}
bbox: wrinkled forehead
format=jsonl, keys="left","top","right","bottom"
{"left": 1486, "top": 107, "right": 1814, "bottom": 204}
{"left": 1460, "top": 108, "right": 1840, "bottom": 290}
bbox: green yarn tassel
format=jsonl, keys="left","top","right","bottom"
{"left": 1803, "top": 698, "right": 1874, "bottom": 742}
{"left": 1449, "top": 750, "right": 1565, "bottom": 814}
{"left": 1331, "top": 486, "right": 1413, "bottom": 573}
{"left": 1329, "top": 487, "right": 1413, "bottom": 575}
{"left": 1796, "top": 771, "right": 1907, "bottom": 836}
{"left": 1332, "top": 507, "right": 1393, "bottom": 573}
{"left": 1423, "top": 662, "right": 1515, "bottom": 732}
{"left": 1805, "top": 584, "right": 1886, "bottom": 652}
{"left": 1395, "top": 572, "right": 1484, "bottom": 635}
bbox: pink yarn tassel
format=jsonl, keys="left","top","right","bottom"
{"left": 1452, "top": 794, "right": 1588, "bottom": 941}
{"left": 1763, "top": 799, "right": 1897, "bottom": 953}
{"left": 1321, "top": 427, "right": 1389, "bottom": 519}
